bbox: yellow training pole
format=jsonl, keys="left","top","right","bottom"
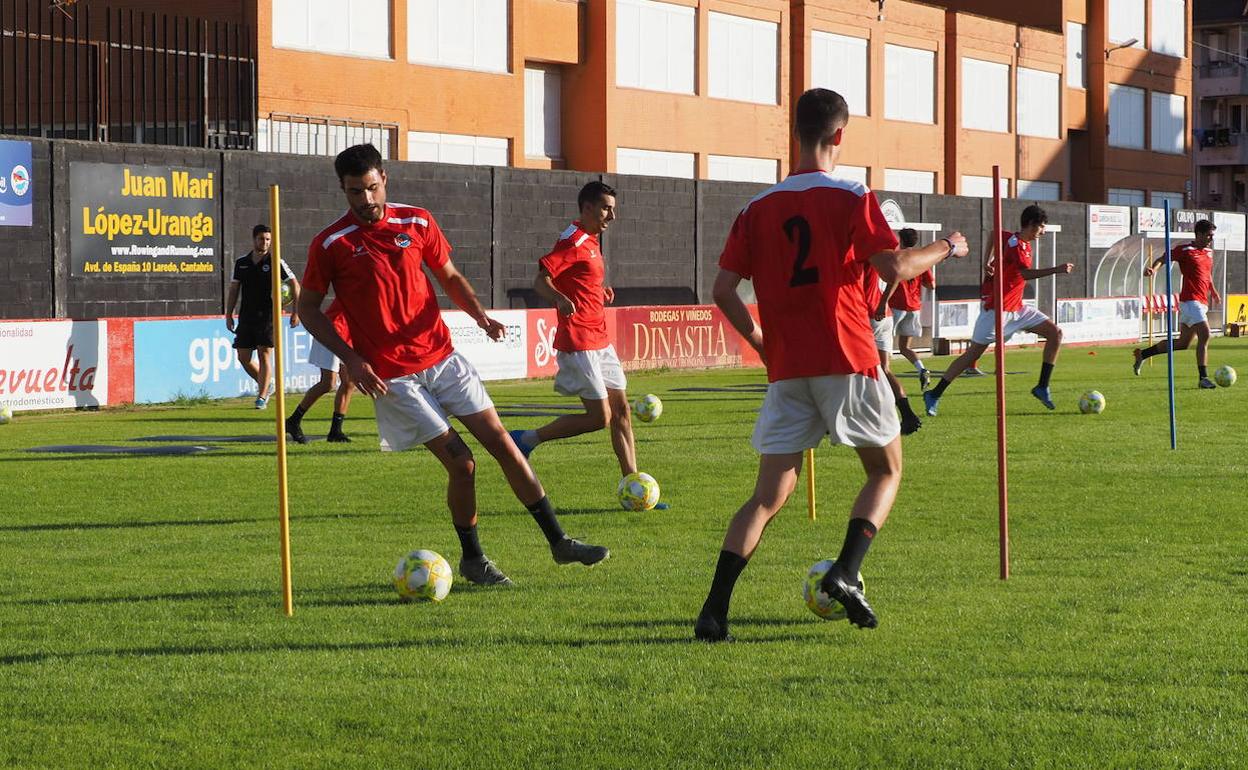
{"left": 1147, "top": 245, "right": 1155, "bottom": 367}
{"left": 270, "top": 184, "right": 294, "bottom": 617}
{"left": 805, "top": 447, "right": 816, "bottom": 521}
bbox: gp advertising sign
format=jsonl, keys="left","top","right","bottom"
{"left": 0, "top": 139, "right": 33, "bottom": 227}
{"left": 0, "top": 320, "right": 108, "bottom": 411}
{"left": 69, "top": 162, "right": 219, "bottom": 277}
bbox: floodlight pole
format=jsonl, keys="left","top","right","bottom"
{"left": 1162, "top": 202, "right": 1177, "bottom": 450}
{"left": 270, "top": 184, "right": 294, "bottom": 616}
{"left": 992, "top": 166, "right": 1009, "bottom": 581}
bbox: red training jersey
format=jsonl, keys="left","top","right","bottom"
{"left": 889, "top": 269, "right": 935, "bottom": 312}
{"left": 981, "top": 231, "right": 1031, "bottom": 312}
{"left": 539, "top": 222, "right": 610, "bottom": 352}
{"left": 1171, "top": 243, "right": 1215, "bottom": 305}
{"left": 862, "top": 262, "right": 887, "bottom": 313}
{"left": 719, "top": 170, "right": 899, "bottom": 382}
{"left": 324, "top": 298, "right": 352, "bottom": 345}
{"left": 303, "top": 203, "right": 454, "bottom": 379}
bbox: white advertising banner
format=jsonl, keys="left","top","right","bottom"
{"left": 442, "top": 309, "right": 528, "bottom": 381}
{"left": 0, "top": 320, "right": 109, "bottom": 411}
{"left": 1212, "top": 211, "right": 1246, "bottom": 251}
{"left": 1055, "top": 297, "right": 1141, "bottom": 343}
{"left": 1089, "top": 205, "right": 1131, "bottom": 248}
{"left": 1136, "top": 207, "right": 1166, "bottom": 233}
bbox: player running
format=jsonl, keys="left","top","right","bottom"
{"left": 923, "top": 205, "right": 1073, "bottom": 415}
{"left": 285, "top": 300, "right": 355, "bottom": 443}
{"left": 888, "top": 227, "right": 936, "bottom": 391}
{"left": 693, "top": 88, "right": 968, "bottom": 642}
{"left": 866, "top": 259, "right": 922, "bottom": 434}
{"left": 298, "top": 144, "right": 608, "bottom": 587}
{"left": 1132, "top": 219, "right": 1222, "bottom": 389}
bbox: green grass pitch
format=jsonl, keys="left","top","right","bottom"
{"left": 2, "top": 342, "right": 1246, "bottom": 768}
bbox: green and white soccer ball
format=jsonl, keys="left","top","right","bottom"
{"left": 617, "top": 472, "right": 661, "bottom": 511}
{"left": 392, "top": 549, "right": 452, "bottom": 602}
{"left": 1078, "top": 390, "right": 1106, "bottom": 414}
{"left": 633, "top": 394, "right": 663, "bottom": 423}
{"left": 280, "top": 282, "right": 293, "bottom": 307}
{"left": 803, "top": 559, "right": 864, "bottom": 621}
{"left": 0, "top": 405, "right": 12, "bottom": 425}
{"left": 1215, "top": 365, "right": 1238, "bottom": 388}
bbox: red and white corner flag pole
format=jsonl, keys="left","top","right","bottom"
{"left": 992, "top": 165, "right": 1010, "bottom": 581}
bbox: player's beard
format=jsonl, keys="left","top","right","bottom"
{"left": 356, "top": 203, "right": 383, "bottom": 222}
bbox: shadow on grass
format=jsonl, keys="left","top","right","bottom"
{"left": 587, "top": 617, "right": 808, "bottom": 629}
{"left": 4, "top": 582, "right": 382, "bottom": 607}
{"left": 0, "top": 511, "right": 392, "bottom": 534}
{"left": 0, "top": 450, "right": 264, "bottom": 464}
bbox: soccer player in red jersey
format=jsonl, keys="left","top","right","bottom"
{"left": 888, "top": 228, "right": 936, "bottom": 391}
{"left": 1133, "top": 219, "right": 1222, "bottom": 388}
{"left": 508, "top": 182, "right": 668, "bottom": 505}
{"left": 922, "top": 205, "right": 1074, "bottom": 415}
{"left": 865, "top": 258, "right": 922, "bottom": 434}
{"left": 297, "top": 144, "right": 608, "bottom": 587}
{"left": 285, "top": 300, "right": 355, "bottom": 443}
{"left": 693, "top": 89, "right": 968, "bottom": 641}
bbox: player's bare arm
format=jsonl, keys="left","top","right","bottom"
{"left": 871, "top": 232, "right": 967, "bottom": 284}
{"left": 711, "top": 268, "right": 764, "bottom": 358}
{"left": 534, "top": 266, "right": 575, "bottom": 316}
{"left": 431, "top": 260, "right": 506, "bottom": 341}
{"left": 224, "top": 280, "right": 241, "bottom": 331}
{"left": 286, "top": 276, "right": 301, "bottom": 327}
{"left": 1021, "top": 263, "right": 1074, "bottom": 280}
{"left": 297, "top": 286, "right": 386, "bottom": 397}
{"left": 877, "top": 280, "right": 899, "bottom": 321}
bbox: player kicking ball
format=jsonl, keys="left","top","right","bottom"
{"left": 693, "top": 89, "right": 968, "bottom": 642}
{"left": 298, "top": 144, "right": 608, "bottom": 588}
{"left": 889, "top": 228, "right": 936, "bottom": 391}
{"left": 1133, "top": 219, "right": 1222, "bottom": 389}
{"left": 509, "top": 182, "right": 667, "bottom": 508}
{"left": 923, "top": 205, "right": 1073, "bottom": 415}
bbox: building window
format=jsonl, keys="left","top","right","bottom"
{"left": 833, "top": 165, "right": 868, "bottom": 186}
{"left": 408, "top": 0, "right": 508, "bottom": 73}
{"left": 616, "top": 0, "right": 695, "bottom": 94}
{"left": 1108, "top": 0, "right": 1145, "bottom": 47}
{"left": 1232, "top": 105, "right": 1243, "bottom": 134}
{"left": 407, "top": 131, "right": 509, "bottom": 166}
{"left": 884, "top": 168, "right": 935, "bottom": 194}
{"left": 1108, "top": 187, "right": 1145, "bottom": 205}
{"left": 1149, "top": 0, "right": 1185, "bottom": 58}
{"left": 811, "top": 32, "right": 868, "bottom": 116}
{"left": 885, "top": 45, "right": 935, "bottom": 124}
{"left": 1017, "top": 180, "right": 1061, "bottom": 201}
{"left": 1017, "top": 67, "right": 1060, "bottom": 138}
{"left": 617, "top": 147, "right": 695, "bottom": 178}
{"left": 709, "top": 12, "right": 778, "bottom": 105}
{"left": 1108, "top": 84, "right": 1146, "bottom": 149}
{"left": 1150, "top": 92, "right": 1185, "bottom": 154}
{"left": 1150, "top": 191, "right": 1184, "bottom": 209}
{"left": 962, "top": 175, "right": 1010, "bottom": 198}
{"left": 1067, "top": 22, "right": 1086, "bottom": 89}
{"left": 259, "top": 115, "right": 396, "bottom": 158}
{"left": 707, "top": 154, "right": 778, "bottom": 183}
{"left": 525, "top": 67, "right": 561, "bottom": 159}
{"left": 273, "top": 0, "right": 391, "bottom": 59}
{"left": 962, "top": 58, "right": 1009, "bottom": 133}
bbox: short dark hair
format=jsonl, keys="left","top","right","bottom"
{"left": 252, "top": 224, "right": 271, "bottom": 237}
{"left": 1020, "top": 204, "right": 1048, "bottom": 229}
{"left": 334, "top": 143, "right": 384, "bottom": 181}
{"left": 898, "top": 228, "right": 919, "bottom": 248}
{"left": 578, "top": 181, "right": 616, "bottom": 210}
{"left": 794, "top": 88, "right": 849, "bottom": 148}
{"left": 1195, "top": 219, "right": 1215, "bottom": 235}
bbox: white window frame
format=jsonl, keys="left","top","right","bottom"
{"left": 884, "top": 44, "right": 935, "bottom": 124}
{"left": 1017, "top": 67, "right": 1060, "bottom": 138}
{"left": 962, "top": 175, "right": 1010, "bottom": 198}
{"left": 961, "top": 58, "right": 1010, "bottom": 133}
{"left": 1017, "top": 180, "right": 1061, "bottom": 201}
{"left": 832, "top": 165, "right": 868, "bottom": 186}
{"left": 1108, "top": 0, "right": 1145, "bottom": 47}
{"left": 1149, "top": 91, "right": 1186, "bottom": 155}
{"left": 1067, "top": 21, "right": 1086, "bottom": 89}
{"left": 1108, "top": 187, "right": 1146, "bottom": 206}
{"left": 616, "top": 147, "right": 696, "bottom": 178}
{"left": 884, "top": 168, "right": 936, "bottom": 194}
{"left": 1150, "top": 191, "right": 1184, "bottom": 209}
{"left": 524, "top": 66, "right": 562, "bottom": 159}
{"left": 1149, "top": 0, "right": 1185, "bottom": 58}
{"left": 407, "top": 0, "right": 509, "bottom": 74}
{"left": 810, "top": 31, "right": 868, "bottom": 117}
{"left": 407, "top": 131, "right": 509, "bottom": 166}
{"left": 272, "top": 0, "right": 392, "bottom": 60}
{"left": 707, "top": 154, "right": 779, "bottom": 183}
{"left": 616, "top": 0, "right": 696, "bottom": 95}
{"left": 1108, "top": 84, "right": 1146, "bottom": 149}
{"left": 708, "top": 12, "right": 778, "bottom": 105}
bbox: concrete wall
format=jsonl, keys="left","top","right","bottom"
{"left": 0, "top": 138, "right": 53, "bottom": 319}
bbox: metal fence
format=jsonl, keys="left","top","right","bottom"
{"left": 0, "top": 0, "right": 256, "bottom": 148}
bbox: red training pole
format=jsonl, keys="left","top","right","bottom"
{"left": 992, "top": 165, "right": 1010, "bottom": 581}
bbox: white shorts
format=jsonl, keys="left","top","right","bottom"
{"left": 751, "top": 370, "right": 900, "bottom": 454}
{"left": 1179, "top": 300, "right": 1209, "bottom": 328}
{"left": 374, "top": 351, "right": 494, "bottom": 452}
{"left": 553, "top": 345, "right": 626, "bottom": 400}
{"left": 892, "top": 309, "right": 922, "bottom": 338}
{"left": 971, "top": 305, "right": 1050, "bottom": 345}
{"left": 871, "top": 316, "right": 894, "bottom": 351}
{"left": 307, "top": 336, "right": 341, "bottom": 372}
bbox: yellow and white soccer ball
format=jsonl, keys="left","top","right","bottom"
{"left": 1078, "top": 390, "right": 1106, "bottom": 414}
{"left": 617, "top": 472, "right": 661, "bottom": 511}
{"left": 803, "top": 559, "right": 864, "bottom": 621}
{"left": 633, "top": 394, "right": 663, "bottom": 423}
{"left": 0, "top": 405, "right": 12, "bottom": 425}
{"left": 1215, "top": 365, "right": 1237, "bottom": 388}
{"left": 280, "top": 282, "right": 294, "bottom": 307}
{"left": 393, "top": 549, "right": 453, "bottom": 602}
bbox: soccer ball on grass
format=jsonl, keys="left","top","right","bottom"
{"left": 803, "top": 559, "right": 864, "bottom": 621}
{"left": 1214, "top": 366, "right": 1237, "bottom": 388}
{"left": 393, "top": 549, "right": 453, "bottom": 602}
{"left": 0, "top": 405, "right": 12, "bottom": 425}
{"left": 633, "top": 394, "right": 663, "bottom": 423}
{"left": 1078, "top": 390, "right": 1106, "bottom": 414}
{"left": 617, "top": 472, "right": 661, "bottom": 511}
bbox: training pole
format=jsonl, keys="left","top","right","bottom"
{"left": 805, "top": 448, "right": 816, "bottom": 521}
{"left": 1162, "top": 201, "right": 1177, "bottom": 450}
{"left": 1147, "top": 245, "right": 1155, "bottom": 366}
{"left": 270, "top": 184, "right": 294, "bottom": 616}
{"left": 992, "top": 166, "right": 1009, "bottom": 580}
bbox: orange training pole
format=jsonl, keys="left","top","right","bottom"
{"left": 992, "top": 166, "right": 1009, "bottom": 581}
{"left": 270, "top": 184, "right": 294, "bottom": 616}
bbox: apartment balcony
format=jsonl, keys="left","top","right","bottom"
{"left": 1195, "top": 128, "right": 1248, "bottom": 165}
{"left": 1195, "top": 62, "right": 1248, "bottom": 99}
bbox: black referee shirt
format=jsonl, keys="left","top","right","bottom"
{"left": 231, "top": 252, "right": 293, "bottom": 323}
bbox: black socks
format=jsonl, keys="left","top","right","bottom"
{"left": 526, "top": 496, "right": 565, "bottom": 546}
{"left": 290, "top": 404, "right": 307, "bottom": 421}
{"left": 836, "top": 518, "right": 878, "bottom": 580}
{"left": 897, "top": 398, "right": 917, "bottom": 419}
{"left": 930, "top": 378, "right": 951, "bottom": 398}
{"left": 329, "top": 412, "right": 346, "bottom": 432}
{"left": 1038, "top": 362, "right": 1055, "bottom": 389}
{"left": 702, "top": 550, "right": 749, "bottom": 621}
{"left": 455, "top": 524, "right": 483, "bottom": 560}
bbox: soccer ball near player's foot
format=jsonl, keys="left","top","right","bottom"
{"left": 1215, "top": 366, "right": 1238, "bottom": 388}
{"left": 1078, "top": 390, "right": 1106, "bottom": 414}
{"left": 280, "top": 282, "right": 293, "bottom": 307}
{"left": 804, "top": 559, "right": 864, "bottom": 621}
{"left": 393, "top": 549, "right": 453, "bottom": 602}
{"left": 0, "top": 405, "right": 11, "bottom": 424}
{"left": 617, "top": 472, "right": 661, "bottom": 511}
{"left": 633, "top": 394, "right": 663, "bottom": 423}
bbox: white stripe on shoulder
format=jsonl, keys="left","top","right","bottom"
{"left": 574, "top": 233, "right": 589, "bottom": 247}
{"left": 742, "top": 172, "right": 868, "bottom": 213}
{"left": 322, "top": 224, "right": 359, "bottom": 249}
{"left": 385, "top": 203, "right": 429, "bottom": 226}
